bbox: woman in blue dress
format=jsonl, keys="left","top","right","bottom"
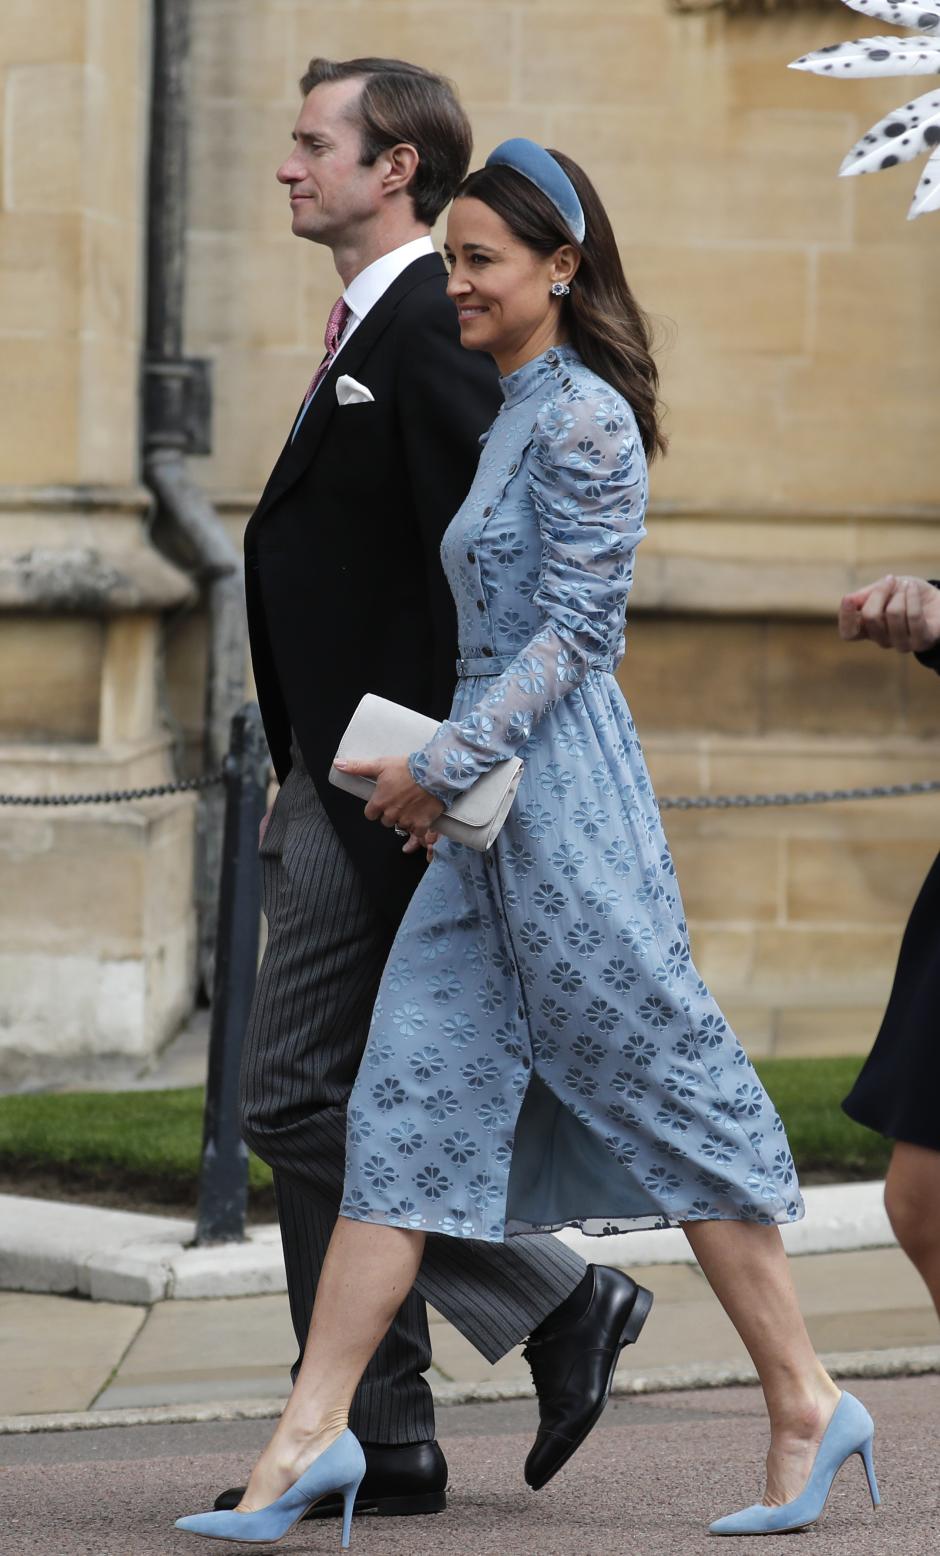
{"left": 177, "top": 142, "right": 879, "bottom": 1544}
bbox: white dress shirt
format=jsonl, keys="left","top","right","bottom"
{"left": 292, "top": 235, "right": 435, "bottom": 438}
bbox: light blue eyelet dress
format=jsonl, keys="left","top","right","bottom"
{"left": 340, "top": 344, "right": 803, "bottom": 1243}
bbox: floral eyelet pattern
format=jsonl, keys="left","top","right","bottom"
{"left": 341, "top": 346, "right": 802, "bottom": 1242}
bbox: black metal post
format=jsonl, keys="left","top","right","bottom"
{"left": 195, "top": 703, "right": 269, "bottom": 1244}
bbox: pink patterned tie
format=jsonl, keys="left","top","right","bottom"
{"left": 303, "top": 296, "right": 351, "bottom": 406}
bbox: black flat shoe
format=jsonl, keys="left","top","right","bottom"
{"left": 214, "top": 1438, "right": 447, "bottom": 1520}
{"left": 523, "top": 1265, "right": 653, "bottom": 1490}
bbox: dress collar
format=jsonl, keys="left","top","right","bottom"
{"left": 499, "top": 343, "right": 580, "bottom": 408}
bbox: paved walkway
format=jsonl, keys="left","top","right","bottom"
{"left": 2, "top": 1243, "right": 936, "bottom": 1424}
{"left": 2, "top": 1377, "right": 937, "bottom": 1555}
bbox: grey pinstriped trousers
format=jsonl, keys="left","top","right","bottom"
{"left": 239, "top": 750, "right": 586, "bottom": 1444}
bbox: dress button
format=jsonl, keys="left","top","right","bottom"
{"left": 482, "top": 646, "right": 494, "bottom": 657}
{"left": 483, "top": 506, "right": 492, "bottom": 518}
{"left": 476, "top": 599, "right": 485, "bottom": 612}
{"left": 466, "top": 550, "right": 476, "bottom": 563}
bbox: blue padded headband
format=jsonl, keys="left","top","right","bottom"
{"left": 485, "top": 138, "right": 586, "bottom": 244}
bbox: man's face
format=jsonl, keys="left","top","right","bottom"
{"left": 276, "top": 78, "right": 386, "bottom": 243}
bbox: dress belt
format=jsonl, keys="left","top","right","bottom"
{"left": 456, "top": 653, "right": 516, "bottom": 677}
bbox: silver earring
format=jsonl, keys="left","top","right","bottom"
{"left": 550, "top": 281, "right": 570, "bottom": 297}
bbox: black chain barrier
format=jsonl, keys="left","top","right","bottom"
{"left": 1, "top": 776, "right": 938, "bottom": 810}
{"left": 658, "top": 779, "right": 940, "bottom": 811}
{"left": 0, "top": 773, "right": 222, "bottom": 806}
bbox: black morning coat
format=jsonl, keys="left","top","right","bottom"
{"left": 244, "top": 253, "right": 502, "bottom": 923}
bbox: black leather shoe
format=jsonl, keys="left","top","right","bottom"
{"left": 523, "top": 1265, "right": 653, "bottom": 1490}
{"left": 214, "top": 1439, "right": 447, "bottom": 1520}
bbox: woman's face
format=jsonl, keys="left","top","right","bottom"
{"left": 444, "top": 196, "right": 576, "bottom": 373}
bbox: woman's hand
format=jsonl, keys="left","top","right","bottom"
{"left": 334, "top": 756, "right": 445, "bottom": 843}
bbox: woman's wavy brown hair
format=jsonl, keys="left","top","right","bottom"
{"left": 456, "top": 153, "right": 667, "bottom": 462}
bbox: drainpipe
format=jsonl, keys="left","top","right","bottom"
{"left": 142, "top": 0, "right": 248, "bottom": 988}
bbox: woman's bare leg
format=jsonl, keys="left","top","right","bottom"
{"left": 239, "top": 1217, "right": 426, "bottom": 1511}
{"left": 682, "top": 1220, "right": 841, "bottom": 1506}
{"left": 884, "top": 1140, "right": 940, "bottom": 1317}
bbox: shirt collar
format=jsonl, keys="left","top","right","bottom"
{"left": 343, "top": 235, "right": 435, "bottom": 324}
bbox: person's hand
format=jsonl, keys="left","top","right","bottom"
{"left": 400, "top": 827, "right": 441, "bottom": 863}
{"left": 839, "top": 574, "right": 940, "bottom": 653}
{"left": 334, "top": 755, "right": 445, "bottom": 843}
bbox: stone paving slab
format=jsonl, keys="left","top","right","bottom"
{"left": 0, "top": 1292, "right": 145, "bottom": 1417}
{"left": 107, "top": 1295, "right": 296, "bottom": 1380}
{"left": 805, "top": 1306, "right": 940, "bottom": 1355}
{"left": 93, "top": 1294, "right": 298, "bottom": 1412}
{"left": 786, "top": 1246, "right": 933, "bottom": 1315}
{"left": 96, "top": 1368, "right": 291, "bottom": 1412}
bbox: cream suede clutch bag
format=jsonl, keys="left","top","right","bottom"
{"left": 329, "top": 693, "right": 523, "bottom": 852}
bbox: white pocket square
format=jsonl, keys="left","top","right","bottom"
{"left": 335, "top": 374, "right": 375, "bottom": 406}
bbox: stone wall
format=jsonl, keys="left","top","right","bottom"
{"left": 0, "top": 1, "right": 198, "bottom": 1084}
{"left": 183, "top": 0, "right": 939, "bottom": 511}
{"left": 0, "top": 0, "right": 149, "bottom": 487}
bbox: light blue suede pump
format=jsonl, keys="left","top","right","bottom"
{"left": 175, "top": 1428, "right": 366, "bottom": 1548}
{"left": 709, "top": 1391, "right": 880, "bottom": 1536}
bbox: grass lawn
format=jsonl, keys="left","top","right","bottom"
{"left": 0, "top": 1055, "right": 890, "bottom": 1216}
{"left": 0, "top": 1087, "right": 277, "bottom": 1217}
{"left": 753, "top": 1057, "right": 890, "bottom": 1179}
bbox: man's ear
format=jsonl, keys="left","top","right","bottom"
{"left": 382, "top": 142, "right": 420, "bottom": 197}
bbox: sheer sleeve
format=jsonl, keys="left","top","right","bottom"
{"left": 409, "top": 386, "right": 648, "bottom": 806}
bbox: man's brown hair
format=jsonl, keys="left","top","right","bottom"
{"left": 300, "top": 57, "right": 472, "bottom": 225}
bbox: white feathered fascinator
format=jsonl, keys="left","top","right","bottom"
{"left": 789, "top": 0, "right": 940, "bottom": 219}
